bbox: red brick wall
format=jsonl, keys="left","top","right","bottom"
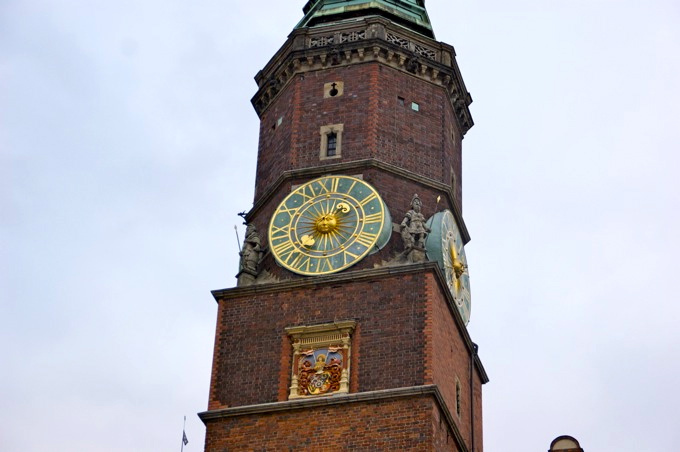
{"left": 207, "top": 267, "right": 482, "bottom": 449}
{"left": 473, "top": 369, "right": 484, "bottom": 452}
{"left": 427, "top": 273, "right": 484, "bottom": 451}
{"left": 432, "top": 403, "right": 465, "bottom": 452}
{"left": 255, "top": 81, "right": 296, "bottom": 199}
{"left": 207, "top": 300, "right": 225, "bottom": 411}
{"left": 209, "top": 272, "right": 428, "bottom": 409}
{"left": 444, "top": 96, "right": 463, "bottom": 209}
{"left": 373, "top": 65, "right": 454, "bottom": 190}
{"left": 204, "top": 396, "right": 461, "bottom": 452}
{"left": 209, "top": 263, "right": 484, "bottom": 451}
{"left": 253, "top": 62, "right": 463, "bottom": 205}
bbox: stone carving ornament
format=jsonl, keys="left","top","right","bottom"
{"left": 237, "top": 224, "right": 263, "bottom": 286}
{"left": 287, "top": 321, "right": 355, "bottom": 399}
{"left": 297, "top": 348, "right": 344, "bottom": 396}
{"left": 400, "top": 194, "right": 430, "bottom": 263}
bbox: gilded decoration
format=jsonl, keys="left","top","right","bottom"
{"left": 424, "top": 209, "right": 471, "bottom": 325}
{"left": 286, "top": 321, "right": 355, "bottom": 399}
{"left": 268, "top": 175, "right": 392, "bottom": 276}
{"left": 298, "top": 348, "right": 343, "bottom": 396}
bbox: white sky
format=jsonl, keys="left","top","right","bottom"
{"left": 2, "top": 1, "right": 679, "bottom": 451}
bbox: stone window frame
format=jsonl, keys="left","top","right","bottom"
{"left": 320, "top": 124, "right": 344, "bottom": 160}
{"left": 286, "top": 320, "right": 355, "bottom": 400}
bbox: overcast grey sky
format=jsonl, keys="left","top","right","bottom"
{"left": 2, "top": 0, "right": 679, "bottom": 451}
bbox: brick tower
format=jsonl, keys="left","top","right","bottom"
{"left": 200, "top": 1, "right": 488, "bottom": 450}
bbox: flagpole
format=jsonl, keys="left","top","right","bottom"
{"left": 181, "top": 415, "right": 186, "bottom": 452}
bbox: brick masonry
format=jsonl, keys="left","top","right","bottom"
{"left": 205, "top": 266, "right": 485, "bottom": 451}
{"left": 204, "top": 395, "right": 464, "bottom": 451}
{"left": 427, "top": 273, "right": 484, "bottom": 451}
{"left": 254, "top": 61, "right": 463, "bottom": 209}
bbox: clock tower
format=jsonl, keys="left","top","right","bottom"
{"left": 200, "top": 1, "right": 488, "bottom": 450}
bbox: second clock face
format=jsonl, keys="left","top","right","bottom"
{"left": 425, "top": 210, "right": 471, "bottom": 325}
{"left": 268, "top": 175, "right": 391, "bottom": 276}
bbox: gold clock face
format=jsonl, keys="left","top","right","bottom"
{"left": 268, "top": 175, "right": 390, "bottom": 276}
{"left": 425, "top": 210, "right": 471, "bottom": 324}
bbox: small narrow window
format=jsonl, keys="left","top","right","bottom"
{"left": 456, "top": 380, "right": 462, "bottom": 417}
{"left": 411, "top": 102, "right": 420, "bottom": 112}
{"left": 319, "top": 124, "right": 343, "bottom": 160}
{"left": 326, "top": 132, "right": 337, "bottom": 156}
{"left": 397, "top": 96, "right": 405, "bottom": 106}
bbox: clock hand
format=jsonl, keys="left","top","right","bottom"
{"left": 444, "top": 261, "right": 467, "bottom": 278}
{"left": 300, "top": 235, "right": 316, "bottom": 247}
{"left": 452, "top": 259, "right": 467, "bottom": 278}
{"left": 335, "top": 202, "right": 351, "bottom": 214}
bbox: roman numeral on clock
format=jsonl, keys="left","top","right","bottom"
{"left": 272, "top": 240, "right": 296, "bottom": 259}
{"left": 354, "top": 232, "right": 378, "bottom": 248}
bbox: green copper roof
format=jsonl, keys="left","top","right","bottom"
{"left": 298, "top": 0, "right": 433, "bottom": 38}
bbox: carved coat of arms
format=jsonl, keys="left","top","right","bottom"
{"left": 297, "top": 349, "right": 343, "bottom": 396}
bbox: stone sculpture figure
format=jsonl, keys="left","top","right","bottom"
{"left": 237, "top": 224, "right": 263, "bottom": 286}
{"left": 400, "top": 194, "right": 430, "bottom": 262}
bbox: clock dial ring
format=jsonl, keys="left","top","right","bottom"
{"left": 269, "top": 175, "right": 390, "bottom": 276}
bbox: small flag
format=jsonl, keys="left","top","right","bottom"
{"left": 183, "top": 431, "right": 189, "bottom": 446}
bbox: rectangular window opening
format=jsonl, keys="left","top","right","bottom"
{"left": 456, "top": 380, "right": 462, "bottom": 417}
{"left": 327, "top": 132, "right": 337, "bottom": 157}
{"left": 319, "top": 124, "right": 343, "bottom": 160}
{"left": 398, "top": 96, "right": 405, "bottom": 106}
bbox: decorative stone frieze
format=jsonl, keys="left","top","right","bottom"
{"left": 251, "top": 16, "right": 473, "bottom": 135}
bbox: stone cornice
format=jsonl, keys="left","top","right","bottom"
{"left": 246, "top": 158, "right": 471, "bottom": 244}
{"left": 251, "top": 15, "right": 473, "bottom": 135}
{"left": 214, "top": 261, "right": 435, "bottom": 299}
{"left": 212, "top": 262, "right": 489, "bottom": 384}
{"left": 199, "top": 384, "right": 470, "bottom": 452}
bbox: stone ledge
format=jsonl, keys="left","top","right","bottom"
{"left": 199, "top": 384, "right": 469, "bottom": 452}
{"left": 212, "top": 260, "right": 439, "bottom": 299}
